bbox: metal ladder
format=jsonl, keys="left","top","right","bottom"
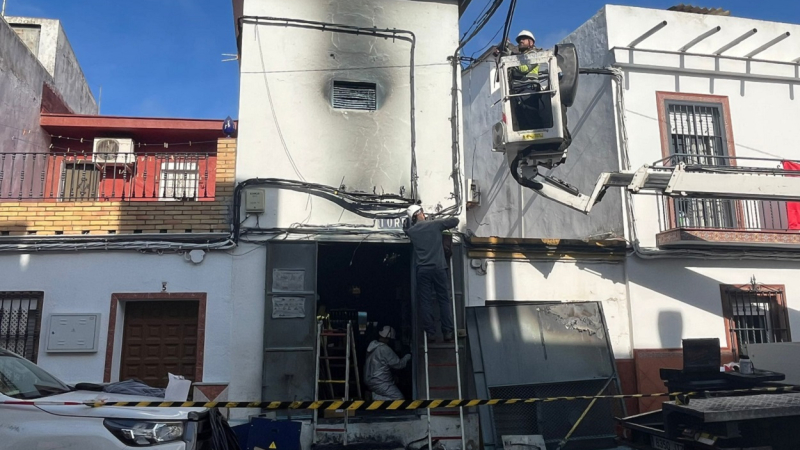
{"left": 423, "top": 256, "right": 465, "bottom": 450}
{"left": 312, "top": 321, "right": 361, "bottom": 445}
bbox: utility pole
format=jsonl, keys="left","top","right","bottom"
{"left": 1, "top": 0, "right": 7, "bottom": 17}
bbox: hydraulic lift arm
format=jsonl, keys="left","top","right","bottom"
{"left": 515, "top": 161, "right": 800, "bottom": 214}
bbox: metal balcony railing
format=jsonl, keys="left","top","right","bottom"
{"left": 0, "top": 152, "right": 218, "bottom": 201}
{"left": 657, "top": 195, "right": 794, "bottom": 232}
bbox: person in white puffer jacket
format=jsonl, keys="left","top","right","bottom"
{"left": 364, "top": 326, "right": 411, "bottom": 400}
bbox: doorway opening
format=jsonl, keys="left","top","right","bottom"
{"left": 316, "top": 241, "right": 414, "bottom": 401}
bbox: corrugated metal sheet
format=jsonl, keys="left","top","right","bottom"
{"left": 668, "top": 4, "right": 731, "bottom": 16}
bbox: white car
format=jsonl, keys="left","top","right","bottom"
{"left": 0, "top": 348, "right": 212, "bottom": 449}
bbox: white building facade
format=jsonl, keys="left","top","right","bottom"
{"left": 229, "top": 0, "right": 477, "bottom": 446}
{"left": 464, "top": 4, "right": 800, "bottom": 415}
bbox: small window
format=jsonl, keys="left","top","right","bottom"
{"left": 721, "top": 284, "right": 791, "bottom": 357}
{"left": 332, "top": 81, "right": 377, "bottom": 111}
{"left": 0, "top": 292, "right": 43, "bottom": 362}
{"left": 160, "top": 161, "right": 199, "bottom": 200}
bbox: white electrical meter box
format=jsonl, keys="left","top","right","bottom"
{"left": 46, "top": 313, "right": 101, "bottom": 353}
{"left": 245, "top": 189, "right": 266, "bottom": 213}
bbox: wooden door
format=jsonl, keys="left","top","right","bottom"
{"left": 120, "top": 301, "right": 199, "bottom": 387}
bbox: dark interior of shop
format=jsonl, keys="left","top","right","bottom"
{"left": 316, "top": 242, "right": 414, "bottom": 401}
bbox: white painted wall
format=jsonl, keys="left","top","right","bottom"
{"left": 466, "top": 259, "right": 632, "bottom": 358}
{"left": 0, "top": 251, "right": 233, "bottom": 385}
{"left": 235, "top": 0, "right": 463, "bottom": 229}
{"left": 596, "top": 6, "right": 800, "bottom": 350}
{"left": 604, "top": 5, "right": 800, "bottom": 246}
{"left": 227, "top": 242, "right": 266, "bottom": 421}
{"left": 628, "top": 258, "right": 800, "bottom": 349}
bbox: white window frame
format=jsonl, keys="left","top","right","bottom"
{"left": 159, "top": 161, "right": 199, "bottom": 201}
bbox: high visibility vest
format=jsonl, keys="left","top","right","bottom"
{"left": 517, "top": 64, "right": 539, "bottom": 77}
{"left": 516, "top": 49, "right": 539, "bottom": 78}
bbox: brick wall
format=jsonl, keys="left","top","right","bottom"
{"left": 0, "top": 138, "right": 235, "bottom": 236}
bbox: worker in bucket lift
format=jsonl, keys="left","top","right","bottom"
{"left": 507, "top": 30, "right": 551, "bottom": 131}
{"left": 404, "top": 205, "right": 459, "bottom": 343}
{"left": 364, "top": 326, "right": 411, "bottom": 400}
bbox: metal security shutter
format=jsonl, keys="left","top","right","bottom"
{"left": 332, "top": 81, "right": 377, "bottom": 111}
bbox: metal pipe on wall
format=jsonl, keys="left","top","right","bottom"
{"left": 628, "top": 21, "right": 668, "bottom": 48}
{"left": 715, "top": 28, "right": 758, "bottom": 55}
{"left": 745, "top": 32, "right": 791, "bottom": 59}
{"left": 679, "top": 26, "right": 721, "bottom": 52}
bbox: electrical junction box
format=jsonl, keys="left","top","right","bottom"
{"left": 466, "top": 179, "right": 481, "bottom": 208}
{"left": 46, "top": 314, "right": 101, "bottom": 353}
{"left": 245, "top": 189, "right": 266, "bottom": 213}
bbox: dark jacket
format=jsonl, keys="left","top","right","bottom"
{"left": 405, "top": 218, "right": 459, "bottom": 269}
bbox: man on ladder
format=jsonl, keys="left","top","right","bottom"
{"left": 364, "top": 326, "right": 411, "bottom": 400}
{"left": 405, "top": 205, "right": 459, "bottom": 343}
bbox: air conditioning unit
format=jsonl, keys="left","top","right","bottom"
{"left": 92, "top": 138, "right": 135, "bottom": 165}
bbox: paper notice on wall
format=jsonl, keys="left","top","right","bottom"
{"left": 272, "top": 269, "right": 305, "bottom": 292}
{"left": 272, "top": 297, "right": 306, "bottom": 319}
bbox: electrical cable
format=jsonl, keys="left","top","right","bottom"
{"left": 469, "top": 25, "right": 504, "bottom": 61}
{"left": 441, "top": 0, "right": 510, "bottom": 220}
{"left": 254, "top": 24, "right": 306, "bottom": 182}
{"left": 208, "top": 408, "right": 242, "bottom": 450}
{"left": 460, "top": 0, "right": 495, "bottom": 43}
{"left": 498, "top": 0, "right": 518, "bottom": 55}
{"left": 49, "top": 134, "right": 220, "bottom": 148}
{"left": 458, "top": 0, "right": 505, "bottom": 50}
{"left": 232, "top": 178, "right": 414, "bottom": 242}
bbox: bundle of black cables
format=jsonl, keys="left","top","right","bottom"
{"left": 209, "top": 408, "right": 242, "bottom": 450}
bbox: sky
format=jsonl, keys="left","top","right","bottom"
{"left": 5, "top": 0, "right": 800, "bottom": 120}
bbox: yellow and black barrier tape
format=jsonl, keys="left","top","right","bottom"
{"left": 5, "top": 385, "right": 799, "bottom": 409}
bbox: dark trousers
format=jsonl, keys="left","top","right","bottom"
{"left": 417, "top": 265, "right": 454, "bottom": 336}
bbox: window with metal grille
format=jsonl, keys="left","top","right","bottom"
{"left": 721, "top": 285, "right": 791, "bottom": 357}
{"left": 0, "top": 292, "right": 43, "bottom": 362}
{"left": 332, "top": 81, "right": 377, "bottom": 111}
{"left": 159, "top": 161, "right": 199, "bottom": 200}
{"left": 665, "top": 100, "right": 736, "bottom": 229}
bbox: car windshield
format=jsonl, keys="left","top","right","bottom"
{"left": 0, "top": 349, "right": 71, "bottom": 399}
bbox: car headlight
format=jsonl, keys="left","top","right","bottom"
{"left": 103, "top": 419, "right": 185, "bottom": 446}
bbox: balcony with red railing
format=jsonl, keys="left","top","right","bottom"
{"left": 0, "top": 114, "right": 235, "bottom": 236}
{"left": 0, "top": 151, "right": 217, "bottom": 202}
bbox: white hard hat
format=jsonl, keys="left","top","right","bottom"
{"left": 379, "top": 326, "right": 396, "bottom": 339}
{"left": 406, "top": 205, "right": 423, "bottom": 221}
{"left": 516, "top": 30, "right": 535, "bottom": 43}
